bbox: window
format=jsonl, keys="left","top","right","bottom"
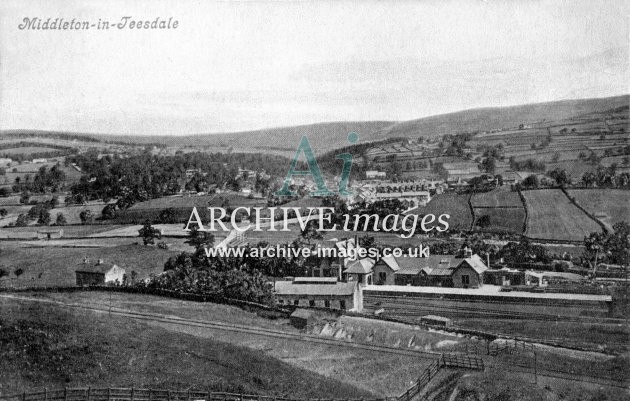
{"left": 339, "top": 300, "right": 346, "bottom": 310}
{"left": 461, "top": 275, "right": 470, "bottom": 285}
{"left": 294, "top": 299, "right": 299, "bottom": 306}
{"left": 378, "top": 272, "right": 387, "bottom": 284}
{"left": 309, "top": 300, "right": 315, "bottom": 307}
{"left": 324, "top": 300, "right": 330, "bottom": 308}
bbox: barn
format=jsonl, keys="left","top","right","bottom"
{"left": 75, "top": 259, "right": 125, "bottom": 286}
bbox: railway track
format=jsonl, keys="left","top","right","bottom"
{"left": 364, "top": 295, "right": 622, "bottom": 323}
{"left": 0, "top": 294, "right": 441, "bottom": 360}
{"left": 1, "top": 294, "right": 627, "bottom": 389}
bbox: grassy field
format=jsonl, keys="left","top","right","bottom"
{"left": 470, "top": 189, "right": 523, "bottom": 208}
{"left": 472, "top": 207, "right": 525, "bottom": 233}
{"left": 0, "top": 146, "right": 64, "bottom": 155}
{"left": 522, "top": 189, "right": 602, "bottom": 241}
{"left": 567, "top": 189, "right": 630, "bottom": 231}
{"left": 408, "top": 193, "right": 472, "bottom": 231}
{"left": 0, "top": 298, "right": 374, "bottom": 397}
{"left": 0, "top": 244, "right": 178, "bottom": 288}
{"left": 128, "top": 194, "right": 266, "bottom": 211}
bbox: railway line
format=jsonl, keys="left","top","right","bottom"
{"left": 0, "top": 294, "right": 441, "bottom": 361}
{"left": 1, "top": 293, "right": 627, "bottom": 389}
{"left": 364, "top": 294, "right": 621, "bottom": 323}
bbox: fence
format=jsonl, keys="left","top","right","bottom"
{"left": 440, "top": 353, "right": 485, "bottom": 371}
{"left": 0, "top": 389, "right": 391, "bottom": 401}
{"left": 396, "top": 359, "right": 441, "bottom": 401}
{"left": 0, "top": 352, "right": 487, "bottom": 401}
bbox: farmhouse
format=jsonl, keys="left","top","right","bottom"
{"left": 274, "top": 277, "right": 359, "bottom": 311}
{"left": 32, "top": 158, "right": 48, "bottom": 163}
{"left": 75, "top": 259, "right": 125, "bottom": 286}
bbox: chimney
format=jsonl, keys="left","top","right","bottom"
{"left": 97, "top": 259, "right": 103, "bottom": 265}
{"left": 464, "top": 247, "right": 473, "bottom": 258}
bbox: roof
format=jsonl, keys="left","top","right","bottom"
{"left": 377, "top": 255, "right": 400, "bottom": 272}
{"left": 274, "top": 281, "right": 357, "bottom": 296}
{"left": 457, "top": 255, "right": 488, "bottom": 275}
{"left": 344, "top": 258, "right": 376, "bottom": 274}
{"left": 75, "top": 263, "right": 121, "bottom": 274}
{"left": 421, "top": 267, "right": 454, "bottom": 276}
{"left": 394, "top": 255, "right": 461, "bottom": 275}
{"left": 293, "top": 277, "right": 338, "bottom": 284}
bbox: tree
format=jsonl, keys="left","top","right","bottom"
{"left": 37, "top": 210, "right": 51, "bottom": 225}
{"left": 476, "top": 214, "right": 491, "bottom": 228}
{"left": 0, "top": 208, "right": 7, "bottom": 217}
{"left": 139, "top": 220, "right": 162, "bottom": 245}
{"left": 548, "top": 168, "right": 570, "bottom": 187}
{"left": 49, "top": 196, "right": 59, "bottom": 208}
{"left": 15, "top": 214, "right": 28, "bottom": 227}
{"left": 101, "top": 204, "right": 117, "bottom": 220}
{"left": 185, "top": 226, "right": 215, "bottom": 251}
{"left": 79, "top": 209, "right": 94, "bottom": 225}
{"left": 481, "top": 156, "right": 496, "bottom": 174}
{"left": 300, "top": 220, "right": 323, "bottom": 245}
{"left": 358, "top": 235, "right": 377, "bottom": 249}
{"left": 55, "top": 212, "right": 67, "bottom": 226}
{"left": 19, "top": 191, "right": 30, "bottom": 204}
{"left": 583, "top": 231, "right": 608, "bottom": 276}
{"left": 522, "top": 175, "right": 539, "bottom": 188}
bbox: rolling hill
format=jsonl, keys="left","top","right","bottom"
{"left": 1, "top": 95, "right": 628, "bottom": 154}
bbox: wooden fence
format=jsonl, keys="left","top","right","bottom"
{"left": 0, "top": 389, "right": 393, "bottom": 401}
{"left": 0, "top": 353, "right": 485, "bottom": 401}
{"left": 441, "top": 353, "right": 485, "bottom": 371}
{"left": 396, "top": 360, "right": 441, "bottom": 401}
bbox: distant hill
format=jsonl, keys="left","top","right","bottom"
{"left": 373, "top": 95, "right": 629, "bottom": 139}
{"left": 1, "top": 95, "right": 627, "bottom": 153}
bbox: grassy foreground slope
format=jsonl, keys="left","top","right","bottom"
{"left": 0, "top": 299, "right": 374, "bottom": 398}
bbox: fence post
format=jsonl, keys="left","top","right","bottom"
{"left": 22, "top": 391, "right": 26, "bottom": 401}
{"left": 131, "top": 389, "right": 135, "bottom": 401}
{"left": 168, "top": 391, "right": 171, "bottom": 401}
{"left": 44, "top": 388, "right": 47, "bottom": 401}
{"left": 148, "top": 389, "right": 152, "bottom": 401}
{"left": 64, "top": 388, "right": 68, "bottom": 401}
{"left": 108, "top": 388, "right": 111, "bottom": 401}
{"left": 87, "top": 388, "right": 91, "bottom": 401}
{"left": 188, "top": 390, "right": 191, "bottom": 401}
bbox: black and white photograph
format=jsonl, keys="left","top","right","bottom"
{"left": 0, "top": 1, "right": 628, "bottom": 400}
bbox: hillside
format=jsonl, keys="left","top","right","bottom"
{"left": 374, "top": 95, "right": 629, "bottom": 139}
{"left": 3, "top": 95, "right": 627, "bottom": 155}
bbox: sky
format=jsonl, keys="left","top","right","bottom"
{"left": 0, "top": 0, "right": 628, "bottom": 135}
